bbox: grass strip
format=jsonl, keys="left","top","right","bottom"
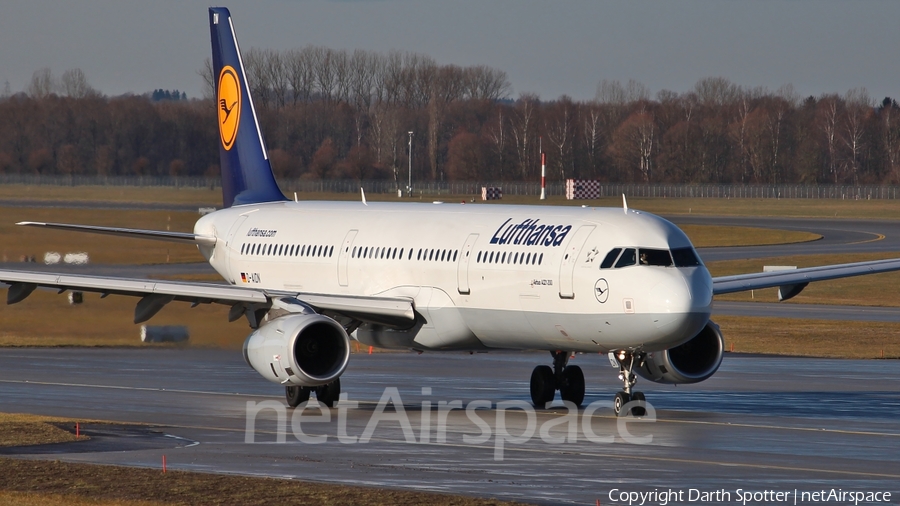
{"left": 717, "top": 316, "right": 900, "bottom": 359}
{"left": 0, "top": 458, "right": 529, "bottom": 506}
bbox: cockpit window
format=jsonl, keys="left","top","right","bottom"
{"left": 672, "top": 247, "right": 702, "bottom": 267}
{"left": 639, "top": 248, "right": 673, "bottom": 267}
{"left": 614, "top": 248, "right": 636, "bottom": 268}
{"left": 600, "top": 248, "right": 622, "bottom": 269}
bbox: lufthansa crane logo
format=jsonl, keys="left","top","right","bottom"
{"left": 594, "top": 278, "right": 609, "bottom": 303}
{"left": 217, "top": 65, "right": 241, "bottom": 150}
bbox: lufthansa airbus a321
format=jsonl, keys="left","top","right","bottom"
{"left": 4, "top": 7, "right": 900, "bottom": 416}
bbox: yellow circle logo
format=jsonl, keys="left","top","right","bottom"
{"left": 217, "top": 66, "right": 241, "bottom": 150}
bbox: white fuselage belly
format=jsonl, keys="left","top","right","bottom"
{"left": 196, "top": 201, "right": 713, "bottom": 353}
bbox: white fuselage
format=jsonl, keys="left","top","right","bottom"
{"left": 194, "top": 201, "right": 713, "bottom": 354}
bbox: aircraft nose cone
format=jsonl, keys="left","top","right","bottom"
{"left": 648, "top": 269, "right": 712, "bottom": 329}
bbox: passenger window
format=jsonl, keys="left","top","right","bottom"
{"left": 615, "top": 248, "right": 636, "bottom": 268}
{"left": 672, "top": 247, "right": 701, "bottom": 267}
{"left": 489, "top": 252, "right": 495, "bottom": 263}
{"left": 453, "top": 250, "right": 458, "bottom": 262}
{"left": 639, "top": 248, "right": 673, "bottom": 267}
{"left": 600, "top": 248, "right": 622, "bottom": 269}
{"left": 539, "top": 253, "right": 543, "bottom": 265}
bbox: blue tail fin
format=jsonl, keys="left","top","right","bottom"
{"left": 209, "top": 7, "right": 286, "bottom": 208}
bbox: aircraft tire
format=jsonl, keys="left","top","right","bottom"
{"left": 630, "top": 391, "right": 646, "bottom": 416}
{"left": 559, "top": 365, "right": 585, "bottom": 407}
{"left": 530, "top": 365, "right": 556, "bottom": 408}
{"left": 286, "top": 385, "right": 310, "bottom": 407}
{"left": 315, "top": 378, "right": 341, "bottom": 408}
{"left": 614, "top": 391, "right": 630, "bottom": 417}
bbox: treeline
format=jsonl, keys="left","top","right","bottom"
{"left": 0, "top": 47, "right": 899, "bottom": 186}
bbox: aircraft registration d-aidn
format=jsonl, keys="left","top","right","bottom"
{"left": 4, "top": 7, "right": 900, "bottom": 416}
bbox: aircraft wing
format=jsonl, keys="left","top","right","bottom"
{"left": 16, "top": 222, "right": 217, "bottom": 246}
{"left": 0, "top": 269, "right": 415, "bottom": 326}
{"left": 712, "top": 258, "right": 900, "bottom": 301}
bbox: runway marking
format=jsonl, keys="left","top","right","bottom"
{"left": 154, "top": 423, "right": 900, "bottom": 480}
{"left": 0, "top": 379, "right": 261, "bottom": 398}
{"left": 3, "top": 378, "right": 899, "bottom": 439}
{"left": 848, "top": 232, "right": 885, "bottom": 245}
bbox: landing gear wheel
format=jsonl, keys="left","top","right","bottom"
{"left": 285, "top": 385, "right": 310, "bottom": 407}
{"left": 630, "top": 391, "right": 646, "bottom": 417}
{"left": 530, "top": 365, "right": 556, "bottom": 408}
{"left": 613, "top": 391, "right": 630, "bottom": 417}
{"left": 315, "top": 378, "right": 341, "bottom": 407}
{"left": 559, "top": 365, "right": 585, "bottom": 407}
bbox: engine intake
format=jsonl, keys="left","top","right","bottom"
{"left": 635, "top": 321, "right": 724, "bottom": 385}
{"left": 242, "top": 313, "right": 350, "bottom": 387}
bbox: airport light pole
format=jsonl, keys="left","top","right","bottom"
{"left": 407, "top": 131, "right": 414, "bottom": 196}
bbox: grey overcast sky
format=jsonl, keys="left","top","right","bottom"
{"left": 0, "top": 1, "right": 897, "bottom": 102}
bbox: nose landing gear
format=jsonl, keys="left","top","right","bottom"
{"left": 530, "top": 351, "right": 586, "bottom": 408}
{"left": 612, "top": 350, "right": 646, "bottom": 417}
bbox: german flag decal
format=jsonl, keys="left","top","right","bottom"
{"left": 217, "top": 65, "right": 241, "bottom": 150}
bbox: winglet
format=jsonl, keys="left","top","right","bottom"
{"left": 361, "top": 188, "right": 368, "bottom": 206}
{"left": 622, "top": 194, "right": 628, "bottom": 213}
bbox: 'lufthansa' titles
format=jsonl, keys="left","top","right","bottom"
{"left": 490, "top": 218, "right": 572, "bottom": 247}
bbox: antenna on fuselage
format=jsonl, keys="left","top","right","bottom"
{"left": 361, "top": 187, "right": 368, "bottom": 206}
{"left": 622, "top": 194, "right": 628, "bottom": 213}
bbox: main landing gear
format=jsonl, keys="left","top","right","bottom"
{"left": 285, "top": 378, "right": 341, "bottom": 408}
{"left": 530, "top": 351, "right": 586, "bottom": 408}
{"left": 612, "top": 350, "right": 646, "bottom": 417}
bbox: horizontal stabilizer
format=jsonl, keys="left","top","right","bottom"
{"left": 16, "top": 222, "right": 217, "bottom": 246}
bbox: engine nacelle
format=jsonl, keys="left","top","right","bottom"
{"left": 635, "top": 321, "right": 724, "bottom": 385}
{"left": 242, "top": 313, "right": 350, "bottom": 387}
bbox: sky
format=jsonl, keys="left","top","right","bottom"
{"left": 0, "top": 0, "right": 898, "bottom": 103}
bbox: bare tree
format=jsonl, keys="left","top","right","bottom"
{"left": 286, "top": 47, "right": 315, "bottom": 104}
{"left": 612, "top": 108, "right": 656, "bottom": 182}
{"left": 881, "top": 98, "right": 900, "bottom": 182}
{"left": 581, "top": 102, "right": 602, "bottom": 178}
{"left": 350, "top": 49, "right": 375, "bottom": 108}
{"left": 464, "top": 65, "right": 511, "bottom": 101}
{"left": 694, "top": 77, "right": 740, "bottom": 106}
{"left": 818, "top": 96, "right": 841, "bottom": 183}
{"left": 60, "top": 68, "right": 96, "bottom": 98}
{"left": 198, "top": 58, "right": 215, "bottom": 101}
{"left": 485, "top": 107, "right": 507, "bottom": 180}
{"left": 243, "top": 48, "right": 271, "bottom": 109}
{"left": 312, "top": 46, "right": 335, "bottom": 101}
{"left": 332, "top": 49, "right": 351, "bottom": 103}
{"left": 841, "top": 88, "right": 871, "bottom": 185}
{"left": 511, "top": 93, "right": 539, "bottom": 179}
{"left": 545, "top": 96, "right": 576, "bottom": 180}
{"left": 27, "top": 68, "right": 56, "bottom": 99}
{"left": 729, "top": 94, "right": 752, "bottom": 183}
{"left": 263, "top": 49, "right": 289, "bottom": 109}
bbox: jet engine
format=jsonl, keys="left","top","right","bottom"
{"left": 634, "top": 321, "right": 724, "bottom": 385}
{"left": 242, "top": 312, "right": 350, "bottom": 387}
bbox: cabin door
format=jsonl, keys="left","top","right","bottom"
{"left": 456, "top": 233, "right": 479, "bottom": 294}
{"left": 338, "top": 230, "right": 358, "bottom": 287}
{"left": 558, "top": 225, "right": 595, "bottom": 299}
